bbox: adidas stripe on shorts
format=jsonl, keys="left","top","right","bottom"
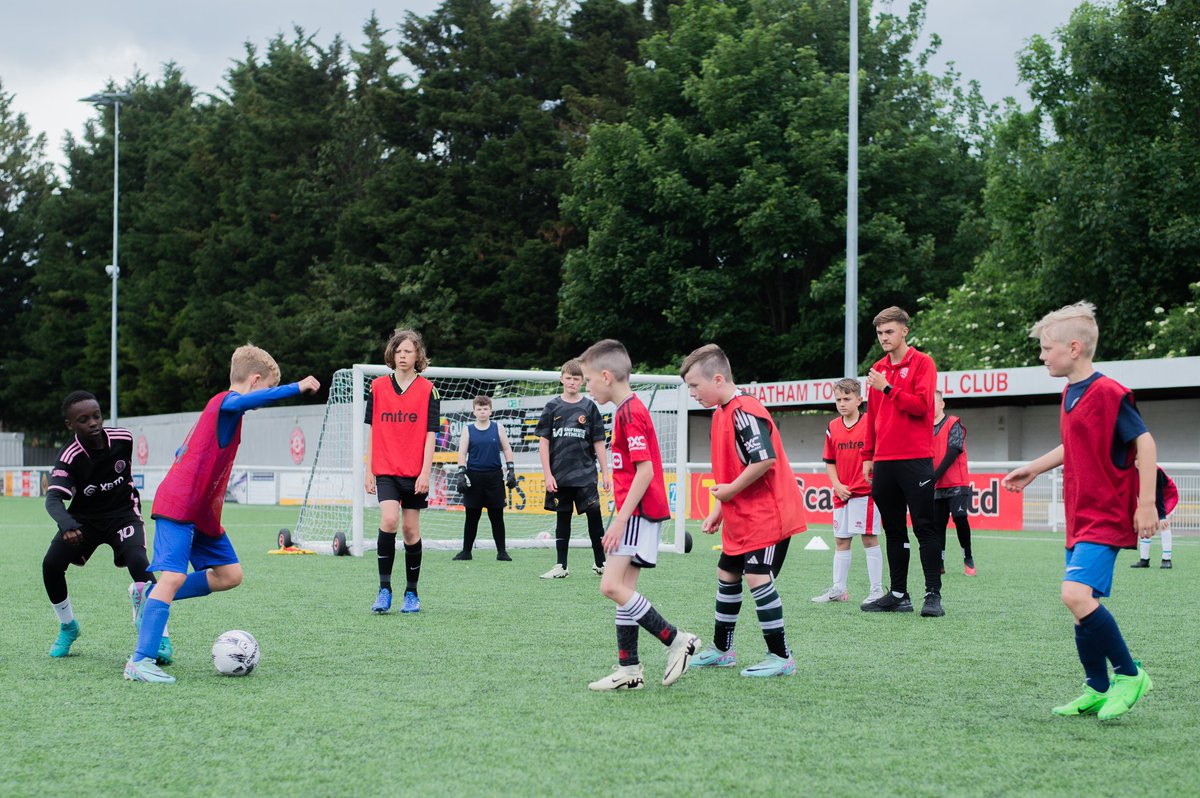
{"left": 615, "top": 515, "right": 663, "bottom": 568}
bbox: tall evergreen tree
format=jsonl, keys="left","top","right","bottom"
{"left": 0, "top": 79, "right": 57, "bottom": 430}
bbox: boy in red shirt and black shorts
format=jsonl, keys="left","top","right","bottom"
{"left": 682, "top": 345, "right": 805, "bottom": 677}
{"left": 1005, "top": 301, "right": 1156, "bottom": 720}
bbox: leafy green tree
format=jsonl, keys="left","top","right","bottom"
{"left": 918, "top": 0, "right": 1200, "bottom": 367}
{"left": 560, "top": 0, "right": 987, "bottom": 378}
{"left": 1134, "top": 282, "right": 1200, "bottom": 358}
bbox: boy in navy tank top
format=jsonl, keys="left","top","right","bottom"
{"left": 1004, "top": 302, "right": 1157, "bottom": 720}
{"left": 452, "top": 395, "right": 516, "bottom": 560}
{"left": 125, "top": 345, "right": 319, "bottom": 683}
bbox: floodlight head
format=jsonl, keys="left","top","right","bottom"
{"left": 80, "top": 92, "right": 132, "bottom": 106}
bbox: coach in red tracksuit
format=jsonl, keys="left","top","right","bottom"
{"left": 861, "top": 306, "right": 944, "bottom": 617}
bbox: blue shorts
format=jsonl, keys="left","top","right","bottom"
{"left": 1063, "top": 541, "right": 1119, "bottom": 598}
{"left": 150, "top": 518, "right": 239, "bottom": 574}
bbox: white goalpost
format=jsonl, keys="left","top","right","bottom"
{"left": 294, "top": 365, "right": 690, "bottom": 556}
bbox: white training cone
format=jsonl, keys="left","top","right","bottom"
{"left": 804, "top": 536, "right": 830, "bottom": 551}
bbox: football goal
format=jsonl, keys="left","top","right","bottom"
{"left": 294, "top": 365, "right": 689, "bottom": 555}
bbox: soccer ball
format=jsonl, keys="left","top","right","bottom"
{"left": 212, "top": 630, "right": 260, "bottom": 676}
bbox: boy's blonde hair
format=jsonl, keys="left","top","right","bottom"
{"left": 473, "top": 395, "right": 492, "bottom": 408}
{"left": 578, "top": 339, "right": 631, "bottom": 382}
{"left": 873, "top": 306, "right": 910, "bottom": 327}
{"left": 679, "top": 343, "right": 734, "bottom": 381}
{"left": 561, "top": 359, "right": 584, "bottom": 377}
{"left": 1029, "top": 301, "right": 1098, "bottom": 358}
{"left": 230, "top": 344, "right": 281, "bottom": 386}
{"left": 833, "top": 377, "right": 862, "bottom": 396}
{"left": 384, "top": 329, "right": 429, "bottom": 372}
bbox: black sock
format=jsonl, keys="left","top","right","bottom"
{"left": 555, "top": 512, "right": 571, "bottom": 566}
{"left": 616, "top": 621, "right": 639, "bottom": 666}
{"left": 955, "top": 515, "right": 973, "bottom": 559}
{"left": 586, "top": 509, "right": 606, "bottom": 568}
{"left": 404, "top": 540, "right": 422, "bottom": 594}
{"left": 622, "top": 592, "right": 677, "bottom": 646}
{"left": 751, "top": 580, "right": 789, "bottom": 659}
{"left": 462, "top": 508, "right": 482, "bottom": 552}
{"left": 714, "top": 579, "right": 742, "bottom": 651}
{"left": 487, "top": 506, "right": 506, "bottom": 551}
{"left": 377, "top": 530, "right": 396, "bottom": 589}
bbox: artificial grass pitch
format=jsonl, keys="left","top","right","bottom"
{"left": 3, "top": 496, "right": 1197, "bottom": 797}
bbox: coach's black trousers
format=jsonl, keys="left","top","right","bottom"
{"left": 871, "top": 458, "right": 941, "bottom": 595}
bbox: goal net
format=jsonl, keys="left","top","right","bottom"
{"left": 294, "top": 365, "right": 689, "bottom": 555}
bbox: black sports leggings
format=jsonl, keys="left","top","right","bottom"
{"left": 463, "top": 506, "right": 506, "bottom": 552}
{"left": 555, "top": 508, "right": 605, "bottom": 568}
{"left": 871, "top": 458, "right": 941, "bottom": 595}
{"left": 935, "top": 498, "right": 973, "bottom": 559}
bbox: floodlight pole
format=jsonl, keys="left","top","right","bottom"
{"left": 80, "top": 91, "right": 130, "bottom": 425}
{"left": 844, "top": 0, "right": 860, "bottom": 378}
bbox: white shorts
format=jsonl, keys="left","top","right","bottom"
{"left": 832, "top": 496, "right": 881, "bottom": 538}
{"left": 614, "top": 516, "right": 663, "bottom": 568}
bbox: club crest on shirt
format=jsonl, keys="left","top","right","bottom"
{"left": 577, "top": 415, "right": 587, "bottom": 425}
{"left": 899, "top": 367, "right": 909, "bottom": 379}
{"left": 114, "top": 460, "right": 127, "bottom": 473}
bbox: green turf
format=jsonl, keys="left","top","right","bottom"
{"left": 2, "top": 496, "right": 1197, "bottom": 797}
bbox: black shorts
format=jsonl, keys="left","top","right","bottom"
{"left": 544, "top": 483, "right": 602, "bottom": 514}
{"left": 462, "top": 468, "right": 506, "bottom": 510}
{"left": 376, "top": 475, "right": 429, "bottom": 510}
{"left": 718, "top": 540, "right": 788, "bottom": 577}
{"left": 55, "top": 515, "right": 147, "bottom": 568}
{"left": 935, "top": 493, "right": 970, "bottom": 518}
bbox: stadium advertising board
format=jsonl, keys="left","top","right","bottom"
{"left": 688, "top": 470, "right": 1023, "bottom": 530}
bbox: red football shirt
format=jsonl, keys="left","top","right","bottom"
{"left": 863, "top": 346, "right": 937, "bottom": 462}
{"left": 611, "top": 394, "right": 671, "bottom": 522}
{"left": 823, "top": 415, "right": 872, "bottom": 507}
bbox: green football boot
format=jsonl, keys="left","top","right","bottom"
{"left": 1097, "top": 663, "right": 1151, "bottom": 721}
{"left": 1051, "top": 685, "right": 1107, "bottom": 716}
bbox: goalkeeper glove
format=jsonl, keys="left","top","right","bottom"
{"left": 505, "top": 462, "right": 517, "bottom": 489}
{"left": 456, "top": 466, "right": 471, "bottom": 491}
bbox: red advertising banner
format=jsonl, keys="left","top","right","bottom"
{"left": 689, "top": 471, "right": 1023, "bottom": 531}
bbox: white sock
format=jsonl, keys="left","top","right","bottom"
{"left": 1139, "top": 538, "right": 1151, "bottom": 560}
{"left": 52, "top": 598, "right": 74, "bottom": 624}
{"left": 1162, "top": 528, "right": 1173, "bottom": 560}
{"left": 833, "top": 550, "right": 852, "bottom": 592}
{"left": 865, "top": 545, "right": 884, "bottom": 591}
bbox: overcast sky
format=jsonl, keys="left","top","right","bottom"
{"left": 2, "top": 0, "right": 1085, "bottom": 166}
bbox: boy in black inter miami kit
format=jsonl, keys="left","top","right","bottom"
{"left": 42, "top": 391, "right": 168, "bottom": 662}
{"left": 536, "top": 359, "right": 610, "bottom": 579}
